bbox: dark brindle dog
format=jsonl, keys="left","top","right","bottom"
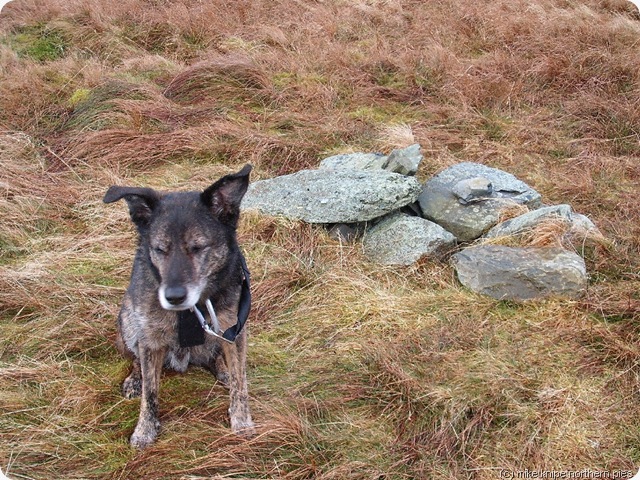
{"left": 103, "top": 165, "right": 254, "bottom": 448}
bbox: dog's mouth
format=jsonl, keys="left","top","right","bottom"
{"left": 157, "top": 284, "right": 203, "bottom": 311}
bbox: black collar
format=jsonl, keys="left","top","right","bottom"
{"left": 221, "top": 253, "right": 252, "bottom": 342}
{"left": 178, "top": 254, "right": 251, "bottom": 348}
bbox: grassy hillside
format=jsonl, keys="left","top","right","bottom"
{"left": 1, "top": 0, "right": 639, "bottom": 478}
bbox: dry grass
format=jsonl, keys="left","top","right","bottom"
{"left": 1, "top": 0, "right": 639, "bottom": 478}
{"left": 377, "top": 123, "right": 416, "bottom": 151}
{"left": 163, "top": 56, "right": 272, "bottom": 104}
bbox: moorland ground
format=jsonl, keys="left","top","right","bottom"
{"left": 1, "top": 0, "right": 639, "bottom": 478}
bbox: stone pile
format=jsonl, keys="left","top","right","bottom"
{"left": 241, "top": 144, "right": 603, "bottom": 301}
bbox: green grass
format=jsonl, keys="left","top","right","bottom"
{"left": 9, "top": 23, "right": 68, "bottom": 62}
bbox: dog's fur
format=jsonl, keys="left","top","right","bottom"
{"left": 103, "top": 165, "right": 254, "bottom": 448}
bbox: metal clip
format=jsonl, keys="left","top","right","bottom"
{"left": 189, "top": 302, "right": 234, "bottom": 344}
{"left": 204, "top": 299, "right": 220, "bottom": 333}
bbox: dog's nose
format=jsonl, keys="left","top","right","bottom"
{"left": 164, "top": 286, "right": 188, "bottom": 306}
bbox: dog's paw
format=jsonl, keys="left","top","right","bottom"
{"left": 130, "top": 431, "right": 156, "bottom": 449}
{"left": 216, "top": 371, "right": 230, "bottom": 389}
{"left": 130, "top": 420, "right": 160, "bottom": 449}
{"left": 121, "top": 376, "right": 142, "bottom": 399}
{"left": 231, "top": 418, "right": 256, "bottom": 438}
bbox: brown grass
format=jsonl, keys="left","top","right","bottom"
{"left": 1, "top": 0, "right": 639, "bottom": 478}
{"left": 163, "top": 56, "right": 272, "bottom": 104}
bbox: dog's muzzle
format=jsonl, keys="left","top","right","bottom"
{"left": 158, "top": 284, "right": 203, "bottom": 311}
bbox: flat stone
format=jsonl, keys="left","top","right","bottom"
{"left": 452, "top": 245, "right": 587, "bottom": 300}
{"left": 318, "top": 152, "right": 388, "bottom": 171}
{"left": 484, "top": 204, "right": 574, "bottom": 238}
{"left": 418, "top": 162, "right": 542, "bottom": 242}
{"left": 363, "top": 213, "right": 456, "bottom": 265}
{"left": 318, "top": 144, "right": 423, "bottom": 176}
{"left": 241, "top": 169, "right": 422, "bottom": 223}
{"left": 484, "top": 205, "right": 605, "bottom": 249}
{"left": 451, "top": 177, "right": 493, "bottom": 204}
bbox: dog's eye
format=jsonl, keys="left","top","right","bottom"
{"left": 152, "top": 246, "right": 168, "bottom": 255}
{"left": 188, "top": 244, "right": 207, "bottom": 254}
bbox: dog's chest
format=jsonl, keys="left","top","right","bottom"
{"left": 137, "top": 310, "right": 180, "bottom": 348}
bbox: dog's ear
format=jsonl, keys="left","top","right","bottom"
{"left": 103, "top": 186, "right": 161, "bottom": 229}
{"left": 201, "top": 164, "right": 252, "bottom": 226}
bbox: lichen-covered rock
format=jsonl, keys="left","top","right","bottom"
{"left": 241, "top": 169, "right": 422, "bottom": 223}
{"left": 318, "top": 152, "right": 388, "bottom": 171}
{"left": 452, "top": 245, "right": 587, "bottom": 300}
{"left": 484, "top": 204, "right": 605, "bottom": 249}
{"left": 363, "top": 213, "right": 456, "bottom": 265}
{"left": 318, "top": 144, "right": 422, "bottom": 176}
{"left": 484, "top": 204, "right": 574, "bottom": 238}
{"left": 418, "top": 163, "right": 542, "bottom": 241}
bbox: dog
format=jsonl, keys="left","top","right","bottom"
{"left": 103, "top": 164, "right": 255, "bottom": 448}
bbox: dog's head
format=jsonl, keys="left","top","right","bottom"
{"left": 103, "top": 165, "right": 251, "bottom": 311}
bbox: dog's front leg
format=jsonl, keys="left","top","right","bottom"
{"left": 130, "top": 345, "right": 166, "bottom": 449}
{"left": 221, "top": 329, "right": 255, "bottom": 436}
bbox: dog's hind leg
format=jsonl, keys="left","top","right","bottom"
{"left": 130, "top": 345, "right": 166, "bottom": 449}
{"left": 221, "top": 328, "right": 255, "bottom": 436}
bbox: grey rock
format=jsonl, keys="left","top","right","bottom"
{"left": 418, "top": 162, "right": 542, "bottom": 242}
{"left": 451, "top": 177, "right": 493, "bottom": 204}
{"left": 418, "top": 184, "right": 506, "bottom": 242}
{"left": 384, "top": 144, "right": 422, "bottom": 176}
{"left": 563, "top": 212, "right": 606, "bottom": 250}
{"left": 363, "top": 213, "right": 456, "bottom": 265}
{"left": 485, "top": 205, "right": 604, "bottom": 249}
{"left": 318, "top": 144, "right": 423, "bottom": 176}
{"left": 452, "top": 245, "right": 587, "bottom": 300}
{"left": 568, "top": 213, "right": 603, "bottom": 240}
{"left": 484, "top": 204, "right": 574, "bottom": 238}
{"left": 241, "top": 169, "right": 422, "bottom": 223}
{"left": 570, "top": 213, "right": 597, "bottom": 233}
{"left": 319, "top": 152, "right": 388, "bottom": 171}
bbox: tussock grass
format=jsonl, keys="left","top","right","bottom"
{"left": 163, "top": 56, "right": 272, "bottom": 105}
{"left": 1, "top": 0, "right": 639, "bottom": 478}
{"left": 377, "top": 123, "right": 416, "bottom": 151}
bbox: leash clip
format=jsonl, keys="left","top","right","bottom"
{"left": 190, "top": 300, "right": 235, "bottom": 344}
